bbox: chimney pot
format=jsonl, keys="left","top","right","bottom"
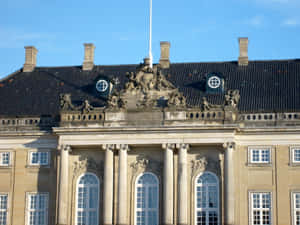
{"left": 159, "top": 41, "right": 171, "bottom": 69}
{"left": 23, "top": 46, "right": 38, "bottom": 72}
{"left": 238, "top": 37, "right": 248, "bottom": 66}
{"left": 83, "top": 43, "right": 95, "bottom": 71}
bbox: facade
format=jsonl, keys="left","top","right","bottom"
{"left": 0, "top": 38, "right": 300, "bottom": 225}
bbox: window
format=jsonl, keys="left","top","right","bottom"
{"left": 292, "top": 192, "right": 300, "bottom": 225}
{"left": 29, "top": 152, "right": 49, "bottom": 166}
{"left": 0, "top": 152, "right": 10, "bottom": 166}
{"left": 0, "top": 194, "right": 8, "bottom": 225}
{"left": 195, "top": 172, "right": 219, "bottom": 225}
{"left": 249, "top": 147, "right": 271, "bottom": 164}
{"left": 26, "top": 193, "right": 48, "bottom": 225}
{"left": 76, "top": 173, "right": 99, "bottom": 225}
{"left": 135, "top": 172, "right": 159, "bottom": 225}
{"left": 250, "top": 192, "right": 271, "bottom": 225}
{"left": 291, "top": 148, "right": 300, "bottom": 163}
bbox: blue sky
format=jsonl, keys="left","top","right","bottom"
{"left": 0, "top": 0, "right": 300, "bottom": 78}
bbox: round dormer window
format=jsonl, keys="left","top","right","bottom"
{"left": 96, "top": 80, "right": 109, "bottom": 92}
{"left": 207, "top": 76, "right": 221, "bottom": 89}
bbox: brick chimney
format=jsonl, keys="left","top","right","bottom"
{"left": 238, "top": 37, "right": 248, "bottom": 66}
{"left": 82, "top": 43, "right": 95, "bottom": 71}
{"left": 23, "top": 46, "right": 38, "bottom": 72}
{"left": 159, "top": 41, "right": 170, "bottom": 69}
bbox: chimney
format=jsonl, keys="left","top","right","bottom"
{"left": 238, "top": 37, "right": 248, "bottom": 66}
{"left": 82, "top": 43, "right": 95, "bottom": 71}
{"left": 23, "top": 46, "right": 38, "bottom": 72}
{"left": 159, "top": 41, "right": 170, "bottom": 69}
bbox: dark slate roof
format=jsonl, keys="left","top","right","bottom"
{"left": 1, "top": 59, "right": 300, "bottom": 117}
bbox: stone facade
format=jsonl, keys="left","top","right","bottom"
{"left": 1, "top": 42, "right": 300, "bottom": 225}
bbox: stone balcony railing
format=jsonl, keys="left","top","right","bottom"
{"left": 0, "top": 116, "right": 55, "bottom": 131}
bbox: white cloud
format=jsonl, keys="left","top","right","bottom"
{"left": 281, "top": 18, "right": 300, "bottom": 26}
{"left": 0, "top": 27, "right": 56, "bottom": 48}
{"left": 246, "top": 15, "right": 264, "bottom": 27}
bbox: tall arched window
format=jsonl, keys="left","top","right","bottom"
{"left": 195, "top": 171, "right": 219, "bottom": 225}
{"left": 135, "top": 172, "right": 159, "bottom": 225}
{"left": 76, "top": 173, "right": 99, "bottom": 225}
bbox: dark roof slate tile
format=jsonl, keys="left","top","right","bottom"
{"left": 0, "top": 60, "right": 300, "bottom": 116}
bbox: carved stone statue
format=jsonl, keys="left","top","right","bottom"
{"left": 167, "top": 91, "right": 186, "bottom": 108}
{"left": 225, "top": 89, "right": 240, "bottom": 108}
{"left": 201, "top": 97, "right": 210, "bottom": 111}
{"left": 82, "top": 100, "right": 93, "bottom": 113}
{"left": 107, "top": 93, "right": 125, "bottom": 110}
{"left": 60, "top": 94, "right": 75, "bottom": 110}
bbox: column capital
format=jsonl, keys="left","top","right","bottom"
{"left": 162, "top": 143, "right": 176, "bottom": 150}
{"left": 102, "top": 144, "right": 115, "bottom": 151}
{"left": 59, "top": 144, "right": 71, "bottom": 153}
{"left": 223, "top": 142, "right": 235, "bottom": 150}
{"left": 176, "top": 143, "right": 190, "bottom": 151}
{"left": 116, "top": 144, "right": 130, "bottom": 151}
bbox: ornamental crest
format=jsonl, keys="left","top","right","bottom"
{"left": 130, "top": 154, "right": 162, "bottom": 175}
{"left": 191, "top": 156, "right": 208, "bottom": 176}
{"left": 191, "top": 155, "right": 221, "bottom": 176}
{"left": 73, "top": 156, "right": 103, "bottom": 179}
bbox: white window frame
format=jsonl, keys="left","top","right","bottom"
{"left": 290, "top": 147, "right": 300, "bottom": 164}
{"left": 0, "top": 193, "right": 9, "bottom": 225}
{"left": 75, "top": 172, "right": 100, "bottom": 225}
{"left": 249, "top": 191, "right": 272, "bottom": 225}
{"left": 25, "top": 192, "right": 49, "bottom": 225}
{"left": 134, "top": 172, "right": 159, "bottom": 225}
{"left": 292, "top": 192, "right": 300, "bottom": 225}
{"left": 194, "top": 171, "right": 220, "bottom": 225}
{"left": 0, "top": 152, "right": 11, "bottom": 167}
{"left": 28, "top": 151, "right": 50, "bottom": 166}
{"left": 248, "top": 147, "right": 272, "bottom": 164}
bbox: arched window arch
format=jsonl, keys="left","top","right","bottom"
{"left": 195, "top": 171, "right": 219, "bottom": 225}
{"left": 76, "top": 172, "right": 100, "bottom": 225}
{"left": 135, "top": 172, "right": 159, "bottom": 225}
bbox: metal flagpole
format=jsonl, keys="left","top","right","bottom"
{"left": 149, "top": 0, "right": 153, "bottom": 68}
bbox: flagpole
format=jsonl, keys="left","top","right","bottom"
{"left": 149, "top": 0, "right": 153, "bottom": 68}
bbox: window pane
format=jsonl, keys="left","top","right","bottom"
{"left": 1, "top": 153, "right": 10, "bottom": 165}
{"left": 76, "top": 174, "right": 99, "bottom": 225}
{"left": 196, "top": 172, "right": 219, "bottom": 225}
{"left": 28, "top": 193, "right": 48, "bottom": 225}
{"left": 294, "top": 149, "right": 300, "bottom": 162}
{"left": 136, "top": 173, "right": 159, "bottom": 225}
{"left": 0, "top": 194, "right": 8, "bottom": 225}
{"left": 196, "top": 211, "right": 206, "bottom": 225}
{"left": 251, "top": 193, "right": 271, "bottom": 225}
{"left": 261, "top": 150, "right": 270, "bottom": 162}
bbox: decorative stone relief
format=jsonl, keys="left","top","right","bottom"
{"left": 191, "top": 155, "right": 221, "bottom": 176}
{"left": 130, "top": 154, "right": 163, "bottom": 176}
{"left": 191, "top": 156, "right": 208, "bottom": 176}
{"left": 73, "top": 156, "right": 103, "bottom": 179}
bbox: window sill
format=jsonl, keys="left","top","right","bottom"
{"left": 246, "top": 163, "right": 272, "bottom": 168}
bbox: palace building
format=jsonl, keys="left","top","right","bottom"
{"left": 0, "top": 38, "right": 300, "bottom": 225}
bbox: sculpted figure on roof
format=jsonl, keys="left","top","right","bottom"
{"left": 225, "top": 89, "right": 240, "bottom": 108}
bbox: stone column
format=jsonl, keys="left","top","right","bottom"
{"left": 162, "top": 143, "right": 175, "bottom": 225}
{"left": 58, "top": 145, "right": 70, "bottom": 225}
{"left": 176, "top": 143, "right": 189, "bottom": 225}
{"left": 223, "top": 142, "right": 235, "bottom": 225}
{"left": 116, "top": 144, "right": 129, "bottom": 225}
{"left": 103, "top": 144, "right": 115, "bottom": 225}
